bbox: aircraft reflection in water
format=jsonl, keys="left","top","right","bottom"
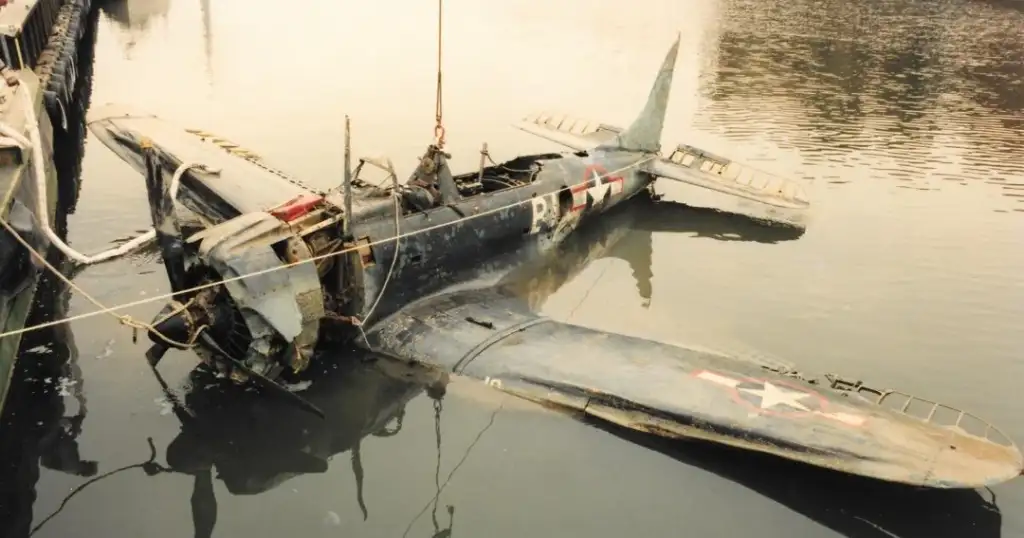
{"left": 501, "top": 188, "right": 806, "bottom": 312}
{"left": 155, "top": 355, "right": 455, "bottom": 538}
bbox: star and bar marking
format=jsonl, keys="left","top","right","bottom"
{"left": 693, "top": 370, "right": 867, "bottom": 427}
{"left": 570, "top": 164, "right": 624, "bottom": 211}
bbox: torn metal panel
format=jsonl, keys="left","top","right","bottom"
{"left": 195, "top": 211, "right": 325, "bottom": 375}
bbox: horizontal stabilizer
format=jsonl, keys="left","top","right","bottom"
{"left": 513, "top": 112, "right": 623, "bottom": 151}
{"left": 653, "top": 143, "right": 810, "bottom": 210}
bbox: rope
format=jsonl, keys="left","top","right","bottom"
{"left": 0, "top": 212, "right": 205, "bottom": 349}
{"left": 433, "top": 0, "right": 445, "bottom": 148}
{"left": 430, "top": 397, "right": 443, "bottom": 532}
{"left": 567, "top": 261, "right": 611, "bottom": 321}
{"left": 0, "top": 155, "right": 657, "bottom": 341}
{"left": 0, "top": 159, "right": 215, "bottom": 348}
{"left": 401, "top": 397, "right": 501, "bottom": 538}
{"left": 354, "top": 181, "right": 403, "bottom": 349}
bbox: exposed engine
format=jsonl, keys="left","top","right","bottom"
{"left": 136, "top": 143, "right": 353, "bottom": 385}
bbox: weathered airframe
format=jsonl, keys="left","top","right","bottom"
{"left": 84, "top": 37, "right": 1021, "bottom": 489}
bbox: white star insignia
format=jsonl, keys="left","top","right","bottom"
{"left": 589, "top": 169, "right": 606, "bottom": 207}
{"left": 739, "top": 382, "right": 812, "bottom": 412}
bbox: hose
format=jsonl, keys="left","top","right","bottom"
{"left": 3, "top": 76, "right": 209, "bottom": 267}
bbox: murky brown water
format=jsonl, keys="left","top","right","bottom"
{"left": 3, "top": 0, "right": 1024, "bottom": 536}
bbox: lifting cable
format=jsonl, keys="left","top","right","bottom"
{"left": 0, "top": 210, "right": 207, "bottom": 349}
{"left": 433, "top": 0, "right": 446, "bottom": 148}
{"left": 0, "top": 154, "right": 657, "bottom": 343}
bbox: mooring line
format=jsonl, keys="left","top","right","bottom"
{"left": 0, "top": 213, "right": 206, "bottom": 348}
{"left": 0, "top": 155, "right": 658, "bottom": 342}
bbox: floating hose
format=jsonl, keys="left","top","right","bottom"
{"left": 2, "top": 77, "right": 212, "bottom": 267}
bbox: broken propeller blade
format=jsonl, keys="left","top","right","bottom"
{"left": 146, "top": 343, "right": 170, "bottom": 366}
{"left": 199, "top": 334, "right": 326, "bottom": 419}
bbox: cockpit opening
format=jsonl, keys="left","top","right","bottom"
{"left": 452, "top": 152, "right": 564, "bottom": 196}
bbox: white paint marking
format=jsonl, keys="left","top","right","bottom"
{"left": 817, "top": 411, "right": 867, "bottom": 426}
{"left": 695, "top": 370, "right": 740, "bottom": 388}
{"left": 740, "top": 382, "right": 812, "bottom": 412}
{"left": 529, "top": 193, "right": 558, "bottom": 234}
{"left": 571, "top": 168, "right": 625, "bottom": 211}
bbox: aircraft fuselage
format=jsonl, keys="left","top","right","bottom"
{"left": 349, "top": 149, "right": 655, "bottom": 329}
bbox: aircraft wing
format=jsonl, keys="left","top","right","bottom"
{"left": 87, "top": 103, "right": 316, "bottom": 221}
{"left": 363, "top": 288, "right": 1023, "bottom": 489}
{"left": 653, "top": 144, "right": 809, "bottom": 209}
{"left": 513, "top": 112, "right": 624, "bottom": 151}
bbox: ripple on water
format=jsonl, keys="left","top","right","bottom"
{"left": 692, "top": 0, "right": 1024, "bottom": 213}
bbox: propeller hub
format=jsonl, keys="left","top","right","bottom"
{"left": 150, "top": 301, "right": 197, "bottom": 349}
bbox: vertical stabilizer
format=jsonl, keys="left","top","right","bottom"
{"left": 599, "top": 34, "right": 680, "bottom": 153}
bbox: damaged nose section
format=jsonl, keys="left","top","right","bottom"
{"left": 144, "top": 292, "right": 240, "bottom": 366}
{"left": 131, "top": 140, "right": 326, "bottom": 418}
{"left": 149, "top": 302, "right": 194, "bottom": 351}
{"left": 150, "top": 211, "right": 325, "bottom": 382}
{"left": 142, "top": 215, "right": 328, "bottom": 420}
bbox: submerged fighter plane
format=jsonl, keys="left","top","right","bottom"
{"left": 85, "top": 37, "right": 1022, "bottom": 489}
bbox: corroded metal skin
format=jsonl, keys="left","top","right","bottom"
{"left": 347, "top": 149, "right": 654, "bottom": 328}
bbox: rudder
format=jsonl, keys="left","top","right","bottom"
{"left": 597, "top": 34, "right": 681, "bottom": 154}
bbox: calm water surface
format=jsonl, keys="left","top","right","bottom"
{"left": 2, "top": 0, "right": 1023, "bottom": 536}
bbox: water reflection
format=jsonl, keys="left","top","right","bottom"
{"left": 502, "top": 189, "right": 805, "bottom": 311}
{"left": 98, "top": 0, "right": 171, "bottom": 32}
{"left": 98, "top": 0, "right": 172, "bottom": 52}
{"left": 698, "top": 0, "right": 1024, "bottom": 208}
{"left": 199, "top": 0, "right": 212, "bottom": 76}
{"left": 158, "top": 356, "right": 451, "bottom": 538}
{"left": 0, "top": 253, "right": 92, "bottom": 538}
{"left": 602, "top": 423, "right": 1003, "bottom": 538}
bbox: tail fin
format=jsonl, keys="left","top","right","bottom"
{"left": 598, "top": 34, "right": 680, "bottom": 154}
